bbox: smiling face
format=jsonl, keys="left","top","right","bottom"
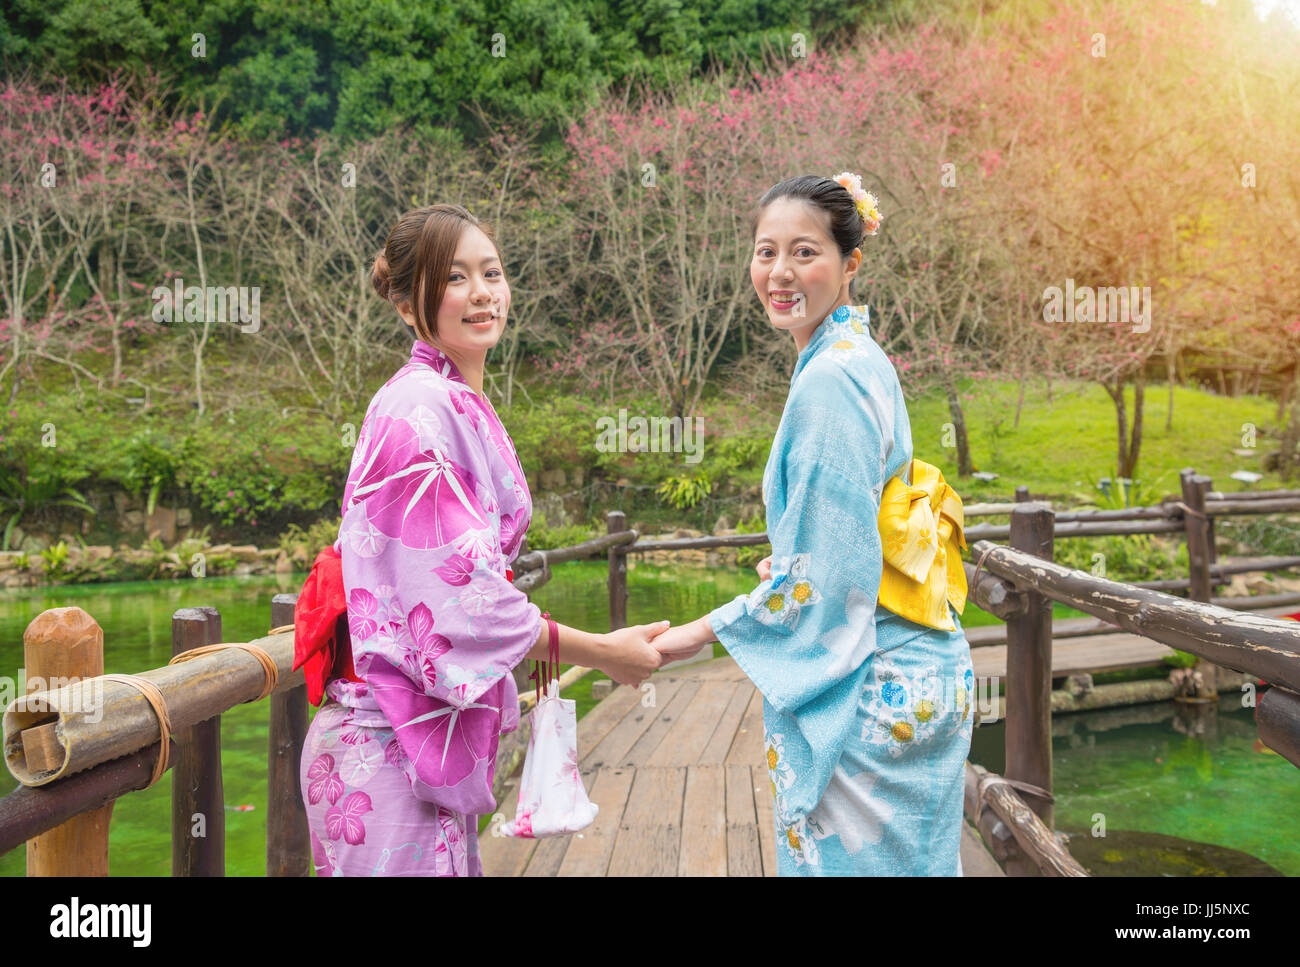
{"left": 397, "top": 223, "right": 510, "bottom": 357}
{"left": 751, "top": 196, "right": 860, "bottom": 349}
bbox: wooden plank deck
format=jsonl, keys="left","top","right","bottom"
{"left": 970, "top": 603, "right": 1300, "bottom": 680}
{"left": 481, "top": 655, "right": 1002, "bottom": 876}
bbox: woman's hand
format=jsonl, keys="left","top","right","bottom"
{"left": 599, "top": 621, "right": 670, "bottom": 687}
{"left": 756, "top": 555, "right": 773, "bottom": 581}
{"left": 652, "top": 625, "right": 709, "bottom": 666}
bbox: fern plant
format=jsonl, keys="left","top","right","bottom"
{"left": 0, "top": 471, "right": 96, "bottom": 551}
{"left": 656, "top": 470, "right": 713, "bottom": 510}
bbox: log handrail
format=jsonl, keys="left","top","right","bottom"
{"left": 966, "top": 539, "right": 1300, "bottom": 691}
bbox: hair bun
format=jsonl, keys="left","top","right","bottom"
{"left": 371, "top": 250, "right": 392, "bottom": 300}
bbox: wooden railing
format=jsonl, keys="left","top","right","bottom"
{"left": 0, "top": 596, "right": 309, "bottom": 875}
{"left": 1, "top": 469, "right": 1295, "bottom": 876}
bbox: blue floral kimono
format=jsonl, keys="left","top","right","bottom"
{"left": 709, "top": 304, "right": 975, "bottom": 876}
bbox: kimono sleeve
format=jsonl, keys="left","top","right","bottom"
{"left": 708, "top": 360, "right": 891, "bottom": 715}
{"left": 338, "top": 378, "right": 542, "bottom": 813}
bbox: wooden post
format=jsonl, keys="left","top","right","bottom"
{"left": 607, "top": 510, "right": 628, "bottom": 633}
{"left": 171, "top": 607, "right": 225, "bottom": 876}
{"left": 512, "top": 534, "right": 536, "bottom": 697}
{"left": 1199, "top": 474, "right": 1218, "bottom": 573}
{"left": 267, "top": 593, "right": 310, "bottom": 877}
{"left": 24, "top": 607, "right": 111, "bottom": 876}
{"left": 1180, "top": 469, "right": 1220, "bottom": 696}
{"left": 595, "top": 511, "right": 629, "bottom": 701}
{"left": 1004, "top": 503, "right": 1055, "bottom": 864}
{"left": 1015, "top": 485, "right": 1030, "bottom": 503}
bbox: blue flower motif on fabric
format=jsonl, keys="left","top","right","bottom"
{"left": 832, "top": 305, "right": 850, "bottom": 322}
{"left": 881, "top": 681, "right": 907, "bottom": 708}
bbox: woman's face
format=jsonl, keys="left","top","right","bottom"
{"left": 400, "top": 223, "right": 510, "bottom": 356}
{"left": 751, "top": 197, "right": 859, "bottom": 340}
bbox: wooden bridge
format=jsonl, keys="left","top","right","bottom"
{"left": 480, "top": 654, "right": 1003, "bottom": 876}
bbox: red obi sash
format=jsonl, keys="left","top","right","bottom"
{"left": 292, "top": 546, "right": 362, "bottom": 706}
{"left": 291, "top": 545, "right": 514, "bottom": 706}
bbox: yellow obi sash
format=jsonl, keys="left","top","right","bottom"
{"left": 877, "top": 458, "right": 968, "bottom": 631}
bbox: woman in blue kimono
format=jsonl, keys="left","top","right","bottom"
{"left": 653, "top": 173, "right": 976, "bottom": 875}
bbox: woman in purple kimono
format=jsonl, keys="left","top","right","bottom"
{"left": 301, "top": 204, "right": 665, "bottom": 877}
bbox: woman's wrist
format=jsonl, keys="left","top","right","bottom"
{"left": 523, "top": 616, "right": 605, "bottom": 668}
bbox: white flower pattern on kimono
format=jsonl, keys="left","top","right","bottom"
{"left": 458, "top": 579, "right": 501, "bottom": 616}
{"left": 474, "top": 478, "right": 498, "bottom": 518}
{"left": 344, "top": 516, "right": 389, "bottom": 558}
{"left": 819, "top": 585, "right": 877, "bottom": 679}
{"left": 806, "top": 763, "right": 894, "bottom": 855}
{"left": 341, "top": 739, "right": 383, "bottom": 787}
{"left": 860, "top": 659, "right": 951, "bottom": 757}
{"left": 454, "top": 526, "right": 496, "bottom": 560}
{"left": 764, "top": 730, "right": 796, "bottom": 802}
{"left": 407, "top": 404, "right": 445, "bottom": 452}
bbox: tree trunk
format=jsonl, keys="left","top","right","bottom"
{"left": 945, "top": 386, "right": 972, "bottom": 476}
{"left": 1279, "top": 363, "right": 1300, "bottom": 483}
{"left": 1165, "top": 332, "right": 1176, "bottom": 432}
{"left": 1127, "top": 370, "right": 1145, "bottom": 479}
{"left": 1105, "top": 378, "right": 1128, "bottom": 480}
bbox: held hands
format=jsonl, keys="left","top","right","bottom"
{"left": 600, "top": 621, "right": 671, "bottom": 687}
{"left": 651, "top": 623, "right": 709, "bottom": 667}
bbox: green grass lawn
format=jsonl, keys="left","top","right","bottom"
{"left": 902, "top": 377, "right": 1284, "bottom": 504}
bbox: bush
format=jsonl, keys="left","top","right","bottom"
{"left": 505, "top": 396, "right": 607, "bottom": 483}
{"left": 174, "top": 413, "right": 348, "bottom": 526}
{"left": 524, "top": 513, "right": 596, "bottom": 551}
{"left": 1054, "top": 533, "right": 1188, "bottom": 584}
{"left": 278, "top": 518, "right": 343, "bottom": 556}
{"left": 734, "top": 512, "right": 770, "bottom": 570}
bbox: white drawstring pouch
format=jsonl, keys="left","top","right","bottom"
{"left": 500, "top": 663, "right": 598, "bottom": 838}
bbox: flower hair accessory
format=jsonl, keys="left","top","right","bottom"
{"left": 832, "top": 171, "right": 883, "bottom": 236}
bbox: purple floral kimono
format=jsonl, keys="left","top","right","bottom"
{"left": 300, "top": 339, "right": 542, "bottom": 876}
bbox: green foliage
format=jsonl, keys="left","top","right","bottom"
{"left": 708, "top": 433, "right": 768, "bottom": 478}
{"left": 277, "top": 518, "right": 342, "bottom": 556}
{"left": 1, "top": 0, "right": 883, "bottom": 142}
{"left": 170, "top": 412, "right": 347, "bottom": 526}
{"left": 120, "top": 429, "right": 179, "bottom": 516}
{"left": 40, "top": 540, "right": 70, "bottom": 577}
{"left": 733, "top": 511, "right": 770, "bottom": 569}
{"left": 656, "top": 469, "right": 712, "bottom": 510}
{"left": 505, "top": 396, "right": 604, "bottom": 483}
{"left": 524, "top": 513, "right": 596, "bottom": 551}
{"left": 1092, "top": 471, "right": 1153, "bottom": 510}
{"left": 1218, "top": 515, "right": 1299, "bottom": 559}
{"left": 0, "top": 469, "right": 96, "bottom": 550}
{"left": 1054, "top": 533, "right": 1188, "bottom": 585}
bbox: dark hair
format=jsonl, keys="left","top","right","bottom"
{"left": 370, "top": 204, "right": 500, "bottom": 344}
{"left": 753, "top": 175, "right": 867, "bottom": 294}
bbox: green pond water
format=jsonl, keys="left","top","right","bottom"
{"left": 0, "top": 562, "right": 1295, "bottom": 876}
